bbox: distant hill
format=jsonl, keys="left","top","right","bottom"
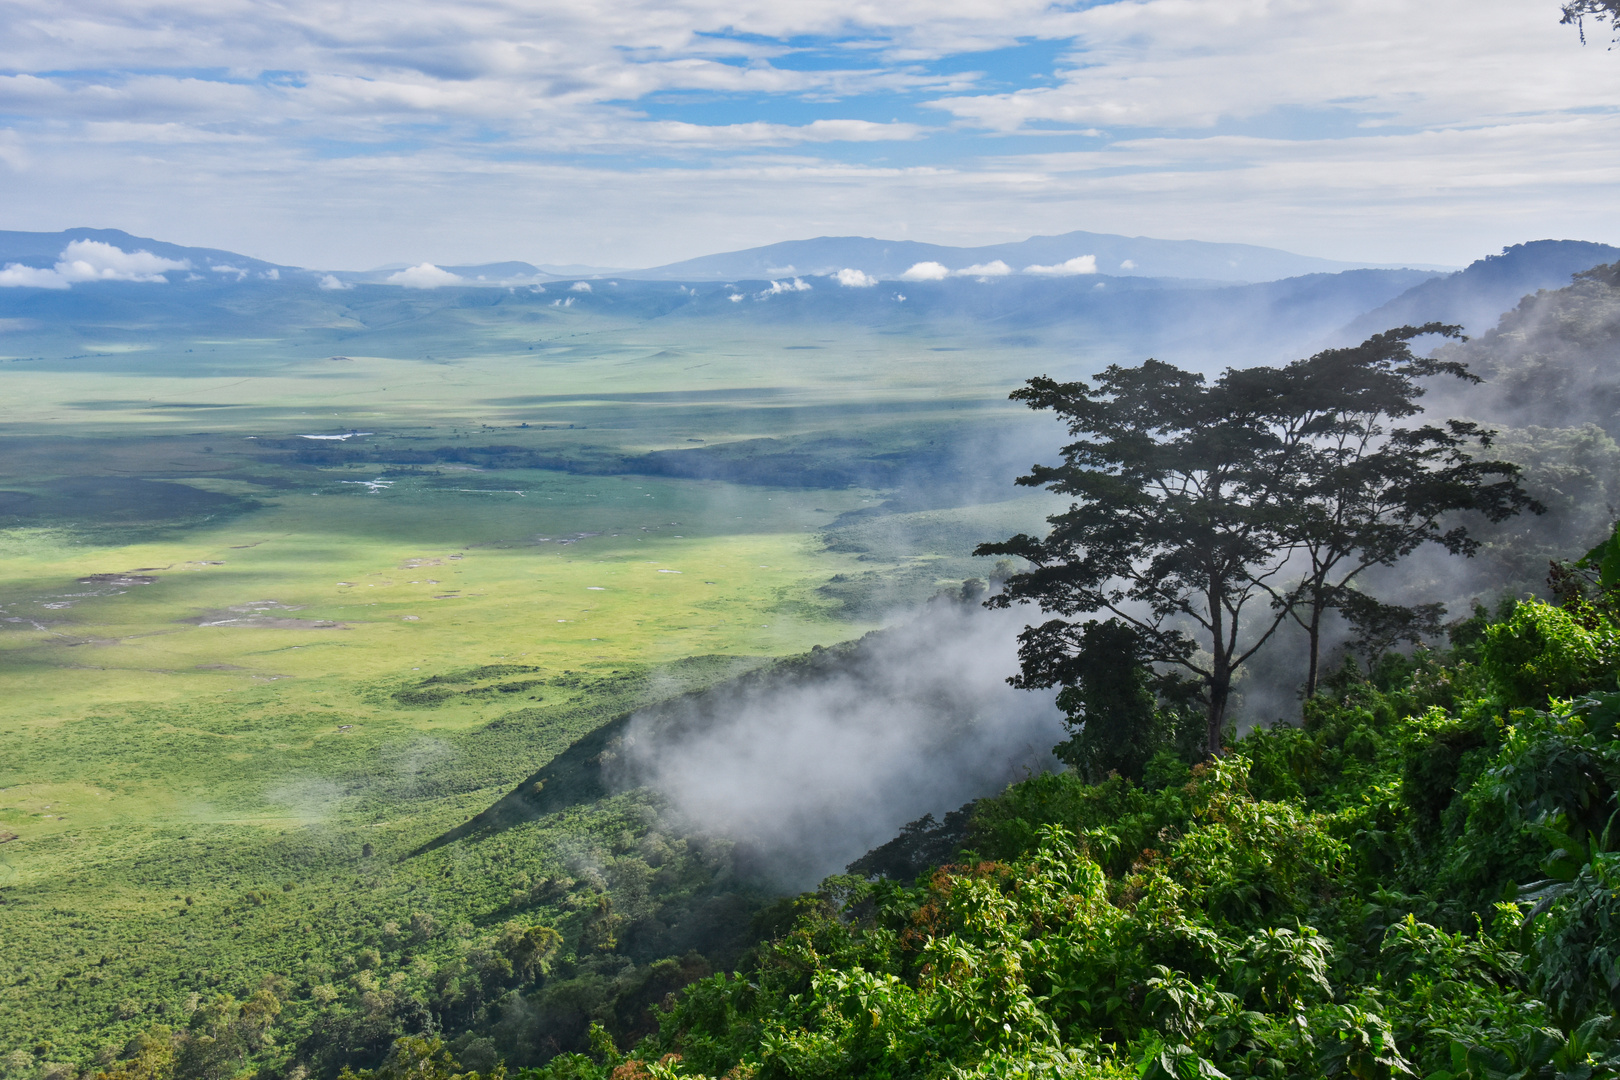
{"left": 628, "top": 231, "right": 1449, "bottom": 285}
{"left": 1341, "top": 239, "right": 1620, "bottom": 339}
{"left": 0, "top": 227, "right": 294, "bottom": 275}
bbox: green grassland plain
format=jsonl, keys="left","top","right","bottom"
{"left": 0, "top": 299, "right": 1064, "bottom": 1058}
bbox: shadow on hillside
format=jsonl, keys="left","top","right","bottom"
{"left": 407, "top": 712, "right": 633, "bottom": 857}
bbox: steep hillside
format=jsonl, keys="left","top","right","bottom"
{"left": 1342, "top": 239, "right": 1620, "bottom": 337}
{"left": 1383, "top": 259, "right": 1620, "bottom": 603}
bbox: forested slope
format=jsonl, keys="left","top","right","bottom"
{"left": 1430, "top": 260, "right": 1620, "bottom": 599}
{"left": 512, "top": 561, "right": 1620, "bottom": 1079}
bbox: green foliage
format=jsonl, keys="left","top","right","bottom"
{"left": 543, "top": 601, "right": 1620, "bottom": 1080}
{"left": 338, "top": 1037, "right": 502, "bottom": 1080}
{"left": 1051, "top": 620, "right": 1202, "bottom": 782}
{"left": 1480, "top": 600, "right": 1615, "bottom": 706}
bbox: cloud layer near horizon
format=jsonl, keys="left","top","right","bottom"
{"left": 0, "top": 240, "right": 189, "bottom": 288}
{"left": 0, "top": 0, "right": 1615, "bottom": 269}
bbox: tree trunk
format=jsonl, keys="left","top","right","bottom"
{"left": 1207, "top": 659, "right": 1231, "bottom": 757}
{"left": 1303, "top": 597, "right": 1324, "bottom": 700}
{"left": 1207, "top": 584, "right": 1229, "bottom": 757}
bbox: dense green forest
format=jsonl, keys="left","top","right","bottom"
{"left": 24, "top": 262, "right": 1620, "bottom": 1080}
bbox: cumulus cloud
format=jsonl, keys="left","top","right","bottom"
{"left": 759, "top": 277, "right": 811, "bottom": 296}
{"left": 957, "top": 259, "right": 1011, "bottom": 277}
{"left": 835, "top": 267, "right": 877, "bottom": 287}
{"left": 0, "top": 263, "right": 69, "bottom": 289}
{"left": 0, "top": 0, "right": 1611, "bottom": 270}
{"left": 386, "top": 263, "right": 463, "bottom": 288}
{"left": 57, "top": 239, "right": 189, "bottom": 282}
{"left": 1024, "top": 254, "right": 1098, "bottom": 276}
{"left": 317, "top": 273, "right": 352, "bottom": 290}
{"left": 568, "top": 280, "right": 592, "bottom": 292}
{"left": 900, "top": 261, "right": 950, "bottom": 281}
{"left": 0, "top": 240, "right": 189, "bottom": 289}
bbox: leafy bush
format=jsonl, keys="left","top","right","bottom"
{"left": 1480, "top": 599, "right": 1615, "bottom": 706}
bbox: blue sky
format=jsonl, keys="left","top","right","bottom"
{"left": 0, "top": 0, "right": 1616, "bottom": 269}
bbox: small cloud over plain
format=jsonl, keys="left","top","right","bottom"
{"left": 569, "top": 281, "right": 592, "bottom": 292}
{"left": 758, "top": 278, "right": 811, "bottom": 297}
{"left": 958, "top": 260, "right": 1011, "bottom": 277}
{"left": 317, "top": 273, "right": 352, "bottom": 290}
{"left": 900, "top": 261, "right": 950, "bottom": 281}
{"left": 386, "top": 263, "right": 463, "bottom": 288}
{"left": 835, "top": 268, "right": 877, "bottom": 287}
{"left": 1024, "top": 255, "right": 1098, "bottom": 276}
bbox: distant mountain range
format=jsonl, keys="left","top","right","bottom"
{"left": 0, "top": 227, "right": 1445, "bottom": 288}
{"left": 629, "top": 231, "right": 1451, "bottom": 284}
{"left": 3, "top": 227, "right": 1618, "bottom": 371}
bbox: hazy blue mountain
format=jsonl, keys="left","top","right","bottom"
{"left": 0, "top": 227, "right": 295, "bottom": 274}
{"left": 0, "top": 262, "right": 1435, "bottom": 374}
{"left": 1340, "top": 239, "right": 1620, "bottom": 339}
{"left": 628, "top": 231, "right": 1451, "bottom": 284}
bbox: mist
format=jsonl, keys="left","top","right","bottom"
{"left": 609, "top": 600, "right": 1064, "bottom": 889}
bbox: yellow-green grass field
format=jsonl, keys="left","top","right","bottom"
{"left": 0, "top": 312, "right": 1064, "bottom": 1060}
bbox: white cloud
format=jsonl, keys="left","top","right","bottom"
{"left": 834, "top": 267, "right": 877, "bottom": 287}
{"left": 0, "top": 262, "right": 69, "bottom": 289}
{"left": 262, "top": 268, "right": 280, "bottom": 280}
{"left": 0, "top": 0, "right": 1614, "bottom": 270}
{"left": 900, "top": 261, "right": 950, "bottom": 280}
{"left": 956, "top": 259, "right": 1011, "bottom": 276}
{"left": 0, "top": 240, "right": 189, "bottom": 288}
{"left": 757, "top": 277, "right": 811, "bottom": 297}
{"left": 386, "top": 263, "right": 463, "bottom": 288}
{"left": 1024, "top": 254, "right": 1098, "bottom": 276}
{"left": 56, "top": 239, "right": 189, "bottom": 282}
{"left": 1119, "top": 259, "right": 1135, "bottom": 270}
{"left": 318, "top": 273, "right": 352, "bottom": 290}
{"left": 568, "top": 280, "right": 593, "bottom": 291}
{"left": 644, "top": 118, "right": 925, "bottom": 147}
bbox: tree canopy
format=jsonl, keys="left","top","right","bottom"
{"left": 1563, "top": 0, "right": 1620, "bottom": 44}
{"left": 977, "top": 326, "right": 1534, "bottom": 757}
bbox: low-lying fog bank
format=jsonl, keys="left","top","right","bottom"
{"left": 611, "top": 599, "right": 1064, "bottom": 888}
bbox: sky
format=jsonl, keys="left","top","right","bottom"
{"left": 1, "top": 0, "right": 1617, "bottom": 270}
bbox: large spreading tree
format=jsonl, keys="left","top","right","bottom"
{"left": 1263, "top": 325, "right": 1539, "bottom": 696}
{"left": 978, "top": 326, "right": 1535, "bottom": 757}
